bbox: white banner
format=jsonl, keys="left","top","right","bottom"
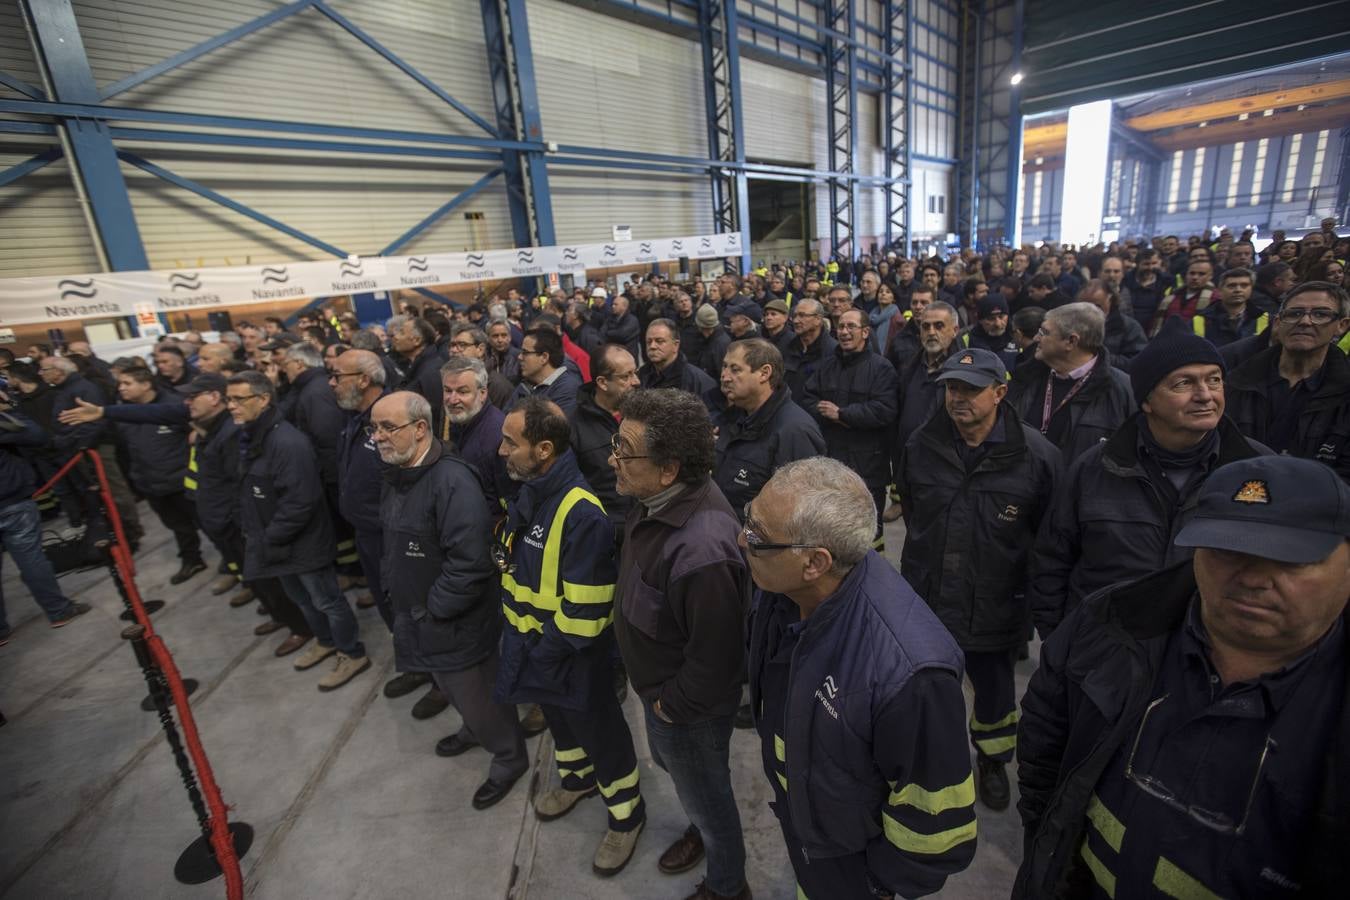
{"left": 0, "top": 232, "right": 745, "bottom": 327}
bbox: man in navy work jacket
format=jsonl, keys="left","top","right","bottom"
{"left": 373, "top": 391, "right": 527, "bottom": 810}
{"left": 1015, "top": 455, "right": 1350, "bottom": 899}
{"left": 745, "top": 457, "right": 977, "bottom": 899}
{"left": 495, "top": 397, "right": 646, "bottom": 877}
{"left": 228, "top": 371, "right": 369, "bottom": 692}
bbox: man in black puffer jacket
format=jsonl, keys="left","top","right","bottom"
{"left": 571, "top": 346, "right": 639, "bottom": 540}
{"left": 374, "top": 391, "right": 527, "bottom": 810}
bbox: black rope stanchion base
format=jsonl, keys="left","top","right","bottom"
{"left": 140, "top": 678, "right": 199, "bottom": 712}
{"left": 120, "top": 599, "right": 165, "bottom": 621}
{"left": 175, "top": 822, "right": 255, "bottom": 885}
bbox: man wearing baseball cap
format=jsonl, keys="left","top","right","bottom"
{"left": 1030, "top": 330, "right": 1270, "bottom": 637}
{"left": 962, "top": 294, "right": 1020, "bottom": 370}
{"left": 895, "top": 347, "right": 1062, "bottom": 811}
{"left": 1016, "top": 454, "right": 1350, "bottom": 899}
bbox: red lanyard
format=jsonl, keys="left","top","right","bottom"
{"left": 1041, "top": 359, "right": 1096, "bottom": 434}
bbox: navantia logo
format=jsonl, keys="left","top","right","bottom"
{"left": 58, "top": 277, "right": 97, "bottom": 300}
{"left": 823, "top": 675, "right": 839, "bottom": 698}
{"left": 529, "top": 525, "right": 545, "bottom": 540}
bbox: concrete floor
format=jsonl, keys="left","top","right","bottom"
{"left": 0, "top": 512, "right": 1032, "bottom": 899}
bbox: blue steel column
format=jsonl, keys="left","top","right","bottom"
{"left": 482, "top": 0, "right": 533, "bottom": 249}
{"left": 883, "top": 0, "right": 911, "bottom": 255}
{"left": 825, "top": 0, "right": 859, "bottom": 261}
{"left": 21, "top": 0, "right": 149, "bottom": 271}
{"left": 699, "top": 0, "right": 750, "bottom": 274}
{"left": 1004, "top": 0, "right": 1024, "bottom": 245}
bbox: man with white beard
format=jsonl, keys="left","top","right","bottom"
{"left": 441, "top": 356, "right": 509, "bottom": 517}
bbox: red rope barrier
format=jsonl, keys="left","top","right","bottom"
{"left": 40, "top": 451, "right": 244, "bottom": 900}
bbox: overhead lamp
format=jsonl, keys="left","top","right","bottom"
{"left": 1010, "top": 72, "right": 1024, "bottom": 86}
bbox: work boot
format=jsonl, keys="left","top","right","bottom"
{"left": 411, "top": 687, "right": 450, "bottom": 719}
{"left": 384, "top": 670, "right": 431, "bottom": 699}
{"left": 292, "top": 642, "right": 336, "bottom": 671}
{"left": 534, "top": 785, "right": 597, "bottom": 822}
{"left": 228, "top": 587, "right": 255, "bottom": 608}
{"left": 659, "top": 824, "right": 704, "bottom": 874}
{"left": 317, "top": 653, "right": 371, "bottom": 692}
{"left": 593, "top": 819, "right": 644, "bottom": 877}
{"left": 169, "top": 559, "right": 208, "bottom": 586}
{"left": 50, "top": 602, "right": 92, "bottom": 628}
{"left": 976, "top": 755, "right": 1010, "bottom": 811}
{"left": 520, "top": 704, "right": 548, "bottom": 736}
{"left": 210, "top": 574, "right": 238, "bottom": 596}
{"left": 685, "top": 880, "right": 752, "bottom": 900}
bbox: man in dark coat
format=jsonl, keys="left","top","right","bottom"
{"left": 447, "top": 324, "right": 514, "bottom": 411}
{"left": 391, "top": 315, "right": 444, "bottom": 434}
{"left": 571, "top": 346, "right": 639, "bottom": 538}
{"left": 440, "top": 356, "right": 509, "bottom": 518}
{"left": 638, "top": 319, "right": 718, "bottom": 407}
{"left": 895, "top": 348, "right": 1061, "bottom": 812}
{"left": 802, "top": 308, "right": 899, "bottom": 545}
{"left": 713, "top": 340, "right": 825, "bottom": 517}
{"left": 760, "top": 298, "right": 795, "bottom": 356}
{"left": 962, "top": 294, "right": 1021, "bottom": 370}
{"left": 894, "top": 301, "right": 963, "bottom": 452}
{"left": 782, "top": 299, "right": 837, "bottom": 405}
{"left": 228, "top": 371, "right": 369, "bottom": 692}
{"left": 1193, "top": 267, "right": 1270, "bottom": 349}
{"left": 1007, "top": 302, "right": 1134, "bottom": 463}
{"left": 486, "top": 320, "right": 522, "bottom": 385}
{"left": 510, "top": 330, "right": 582, "bottom": 418}
{"left": 1015, "top": 456, "right": 1350, "bottom": 900}
{"left": 599, "top": 294, "right": 642, "bottom": 362}
{"left": 1077, "top": 279, "right": 1147, "bottom": 366}
{"left": 374, "top": 391, "right": 528, "bottom": 810}
{"left": 692, "top": 305, "right": 733, "bottom": 381}
{"left": 1224, "top": 282, "right": 1350, "bottom": 482}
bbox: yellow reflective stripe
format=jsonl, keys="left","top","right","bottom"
{"left": 776, "top": 772, "right": 788, "bottom": 791}
{"left": 1152, "top": 858, "right": 1223, "bottom": 900}
{"left": 502, "top": 603, "right": 545, "bottom": 635}
{"left": 1339, "top": 329, "right": 1350, "bottom": 355}
{"left": 562, "top": 580, "right": 613, "bottom": 605}
{"left": 1256, "top": 312, "right": 1269, "bottom": 335}
{"left": 183, "top": 477, "right": 199, "bottom": 490}
{"left": 970, "top": 709, "right": 1019, "bottom": 731}
{"left": 797, "top": 886, "right": 809, "bottom": 900}
{"left": 974, "top": 734, "right": 1017, "bottom": 755}
{"left": 881, "top": 812, "right": 976, "bottom": 855}
{"left": 1192, "top": 316, "right": 1205, "bottom": 336}
{"left": 227, "top": 562, "right": 239, "bottom": 573}
{"left": 555, "top": 610, "right": 612, "bottom": 638}
{"left": 888, "top": 773, "right": 975, "bottom": 815}
{"left": 1086, "top": 793, "right": 1125, "bottom": 853}
{"left": 1080, "top": 842, "right": 1116, "bottom": 898}
{"left": 555, "top": 745, "right": 588, "bottom": 763}
{"left": 607, "top": 796, "right": 642, "bottom": 821}
{"left": 337, "top": 538, "right": 355, "bottom": 550}
{"left": 598, "top": 767, "right": 640, "bottom": 798}
{"left": 774, "top": 735, "right": 786, "bottom": 762}
{"left": 559, "top": 765, "right": 594, "bottom": 780}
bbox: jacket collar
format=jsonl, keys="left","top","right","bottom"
{"left": 292, "top": 366, "right": 326, "bottom": 391}
{"left": 382, "top": 438, "right": 446, "bottom": 488}
{"left": 638, "top": 476, "right": 715, "bottom": 529}
{"left": 241, "top": 404, "right": 282, "bottom": 457}
{"left": 1102, "top": 413, "right": 1256, "bottom": 473}
{"left": 1227, "top": 343, "right": 1350, "bottom": 399}
{"left": 512, "top": 450, "right": 584, "bottom": 523}
{"left": 916, "top": 402, "right": 1027, "bottom": 470}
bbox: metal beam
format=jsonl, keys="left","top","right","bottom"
{"left": 1005, "top": 0, "right": 1024, "bottom": 245}
{"left": 107, "top": 126, "right": 501, "bottom": 162}
{"left": 1149, "top": 102, "right": 1350, "bottom": 151}
{"left": 954, "top": 0, "right": 980, "bottom": 248}
{"left": 379, "top": 168, "right": 504, "bottom": 256}
{"left": 0, "top": 69, "right": 46, "bottom": 100}
{"left": 883, "top": 0, "right": 911, "bottom": 255}
{"left": 1122, "top": 77, "right": 1350, "bottom": 132}
{"left": 501, "top": 0, "right": 555, "bottom": 247}
{"left": 482, "top": 0, "right": 536, "bottom": 249}
{"left": 824, "top": 0, "right": 859, "bottom": 261}
{"left": 22, "top": 0, "right": 149, "bottom": 275}
{"left": 0, "top": 146, "right": 63, "bottom": 188}
{"left": 699, "top": 0, "right": 750, "bottom": 272}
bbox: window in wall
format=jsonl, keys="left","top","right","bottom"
{"left": 1250, "top": 138, "right": 1268, "bottom": 207}
{"left": 1310, "top": 129, "right": 1330, "bottom": 186}
{"left": 1167, "top": 150, "right": 1183, "bottom": 213}
{"left": 1282, "top": 133, "right": 1303, "bottom": 202}
{"left": 1226, "top": 143, "right": 1244, "bottom": 207}
{"left": 1108, "top": 158, "right": 1123, "bottom": 215}
{"left": 1129, "top": 160, "right": 1141, "bottom": 215}
{"left": 1031, "top": 170, "right": 1043, "bottom": 224}
{"left": 1188, "top": 147, "right": 1206, "bottom": 211}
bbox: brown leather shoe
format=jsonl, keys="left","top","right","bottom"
{"left": 684, "top": 879, "right": 751, "bottom": 900}
{"left": 254, "top": 620, "right": 283, "bottom": 636}
{"left": 659, "top": 824, "right": 704, "bottom": 875}
{"left": 228, "top": 587, "right": 255, "bottom": 608}
{"left": 273, "top": 634, "right": 311, "bottom": 658}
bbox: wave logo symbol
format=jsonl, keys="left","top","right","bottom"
{"left": 168, "top": 272, "right": 201, "bottom": 292}
{"left": 58, "top": 278, "right": 98, "bottom": 301}
{"left": 602, "top": 245, "right": 617, "bottom": 258}
{"left": 562, "top": 248, "right": 578, "bottom": 261}
{"left": 406, "top": 257, "right": 429, "bottom": 273}
{"left": 260, "top": 266, "right": 289, "bottom": 284}
{"left": 339, "top": 260, "right": 363, "bottom": 277}
{"left": 516, "top": 249, "right": 535, "bottom": 264}
{"left": 671, "top": 240, "right": 684, "bottom": 252}
{"left": 465, "top": 254, "right": 485, "bottom": 269}
{"left": 699, "top": 238, "right": 713, "bottom": 251}
{"left": 639, "top": 242, "right": 653, "bottom": 254}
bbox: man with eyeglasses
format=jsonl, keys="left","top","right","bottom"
{"left": 446, "top": 324, "right": 515, "bottom": 411}
{"left": 495, "top": 397, "right": 646, "bottom": 876}
{"left": 744, "top": 457, "right": 976, "bottom": 900}
{"left": 782, "top": 298, "right": 836, "bottom": 405}
{"left": 1225, "top": 282, "right": 1350, "bottom": 482}
{"left": 510, "top": 330, "right": 581, "bottom": 419}
{"left": 894, "top": 301, "right": 963, "bottom": 451}
{"left": 372, "top": 391, "right": 528, "bottom": 809}
{"left": 1015, "top": 454, "right": 1350, "bottom": 899}
{"left": 609, "top": 388, "right": 751, "bottom": 900}
{"left": 228, "top": 371, "right": 370, "bottom": 691}
{"left": 802, "top": 309, "right": 898, "bottom": 548}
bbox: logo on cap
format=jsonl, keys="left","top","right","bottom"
{"left": 1232, "top": 480, "right": 1270, "bottom": 504}
{"left": 959, "top": 354, "right": 974, "bottom": 364}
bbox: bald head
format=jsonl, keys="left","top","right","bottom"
{"left": 196, "top": 343, "right": 234, "bottom": 373}
{"left": 370, "top": 390, "right": 433, "bottom": 467}
{"left": 332, "top": 349, "right": 386, "bottom": 411}
{"left": 66, "top": 341, "right": 94, "bottom": 358}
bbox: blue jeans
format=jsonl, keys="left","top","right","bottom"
{"left": 0, "top": 500, "right": 76, "bottom": 634}
{"left": 278, "top": 566, "right": 364, "bottom": 657}
{"left": 644, "top": 705, "right": 747, "bottom": 895}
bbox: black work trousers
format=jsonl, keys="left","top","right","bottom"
{"left": 431, "top": 651, "right": 528, "bottom": 783}
{"left": 146, "top": 491, "right": 202, "bottom": 563}
{"left": 220, "top": 527, "right": 310, "bottom": 636}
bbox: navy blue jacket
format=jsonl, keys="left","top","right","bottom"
{"left": 0, "top": 411, "right": 46, "bottom": 509}
{"left": 784, "top": 331, "right": 838, "bottom": 406}
{"left": 237, "top": 405, "right": 335, "bottom": 579}
{"left": 713, "top": 385, "right": 825, "bottom": 517}
{"left": 380, "top": 441, "right": 501, "bottom": 672}
{"left": 447, "top": 401, "right": 509, "bottom": 516}
{"left": 192, "top": 409, "right": 241, "bottom": 543}
{"left": 337, "top": 394, "right": 388, "bottom": 535}
{"left": 600, "top": 311, "right": 642, "bottom": 360}
{"left": 802, "top": 345, "right": 899, "bottom": 491}
{"left": 106, "top": 390, "right": 190, "bottom": 497}
{"left": 284, "top": 366, "right": 349, "bottom": 487}
{"left": 50, "top": 374, "right": 108, "bottom": 456}
{"left": 510, "top": 368, "right": 582, "bottom": 419}
{"left": 399, "top": 347, "right": 445, "bottom": 434}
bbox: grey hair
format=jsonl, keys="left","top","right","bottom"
{"left": 766, "top": 457, "right": 875, "bottom": 575}
{"left": 386, "top": 313, "right": 410, "bottom": 334}
{"left": 403, "top": 391, "right": 433, "bottom": 427}
{"left": 48, "top": 356, "right": 78, "bottom": 374}
{"left": 284, "top": 342, "right": 324, "bottom": 369}
{"left": 346, "top": 349, "right": 386, "bottom": 386}
{"left": 924, "top": 300, "right": 959, "bottom": 324}
{"left": 440, "top": 355, "right": 488, "bottom": 391}
{"left": 488, "top": 302, "right": 507, "bottom": 320}
{"left": 219, "top": 331, "right": 241, "bottom": 348}
{"left": 1046, "top": 301, "right": 1106, "bottom": 353}
{"left": 349, "top": 329, "right": 382, "bottom": 352}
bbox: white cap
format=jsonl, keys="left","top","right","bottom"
{"left": 590, "top": 287, "right": 607, "bottom": 298}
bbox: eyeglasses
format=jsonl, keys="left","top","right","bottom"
{"left": 328, "top": 371, "right": 364, "bottom": 380}
{"left": 225, "top": 394, "right": 263, "bottom": 406}
{"left": 1276, "top": 307, "right": 1341, "bottom": 324}
{"left": 791, "top": 312, "right": 822, "bottom": 319}
{"left": 519, "top": 348, "right": 547, "bottom": 357}
{"left": 741, "top": 503, "right": 821, "bottom": 556}
{"left": 1125, "top": 694, "right": 1272, "bottom": 836}
{"left": 835, "top": 322, "right": 866, "bottom": 332}
{"left": 448, "top": 340, "right": 478, "bottom": 350}
{"left": 364, "top": 421, "right": 415, "bottom": 437}
{"left": 609, "top": 433, "right": 650, "bottom": 462}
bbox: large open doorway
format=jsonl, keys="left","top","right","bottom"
{"left": 747, "top": 176, "right": 812, "bottom": 266}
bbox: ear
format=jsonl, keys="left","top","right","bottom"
{"left": 658, "top": 461, "right": 681, "bottom": 489}
{"left": 800, "top": 547, "right": 835, "bottom": 583}
{"left": 535, "top": 439, "right": 555, "bottom": 460}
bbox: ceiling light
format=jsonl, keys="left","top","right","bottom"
{"left": 1010, "top": 72, "right": 1024, "bottom": 86}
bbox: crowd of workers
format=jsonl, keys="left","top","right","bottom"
{"left": 0, "top": 219, "right": 1348, "bottom": 899}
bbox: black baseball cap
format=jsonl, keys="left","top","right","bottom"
{"left": 174, "top": 372, "right": 229, "bottom": 395}
{"left": 936, "top": 347, "right": 1007, "bottom": 388}
{"left": 1175, "top": 456, "right": 1350, "bottom": 563}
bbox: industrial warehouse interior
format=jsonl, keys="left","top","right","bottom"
{"left": 2, "top": 0, "right": 1349, "bottom": 898}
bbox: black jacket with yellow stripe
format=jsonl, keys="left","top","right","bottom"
{"left": 495, "top": 450, "right": 617, "bottom": 711}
